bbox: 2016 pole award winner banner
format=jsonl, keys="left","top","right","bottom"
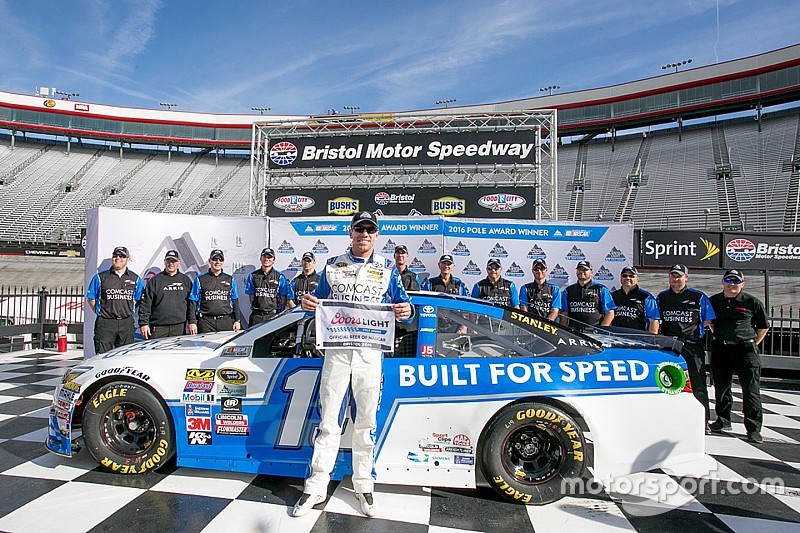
{"left": 269, "top": 216, "right": 444, "bottom": 285}
{"left": 316, "top": 301, "right": 396, "bottom": 351}
{"left": 443, "top": 219, "right": 634, "bottom": 290}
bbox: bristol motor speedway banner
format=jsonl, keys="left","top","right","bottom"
{"left": 266, "top": 187, "right": 535, "bottom": 219}
{"left": 267, "top": 130, "right": 537, "bottom": 169}
{"left": 722, "top": 232, "right": 800, "bottom": 270}
{"left": 84, "top": 207, "right": 268, "bottom": 358}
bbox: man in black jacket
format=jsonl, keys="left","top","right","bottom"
{"left": 189, "top": 249, "right": 242, "bottom": 333}
{"left": 291, "top": 252, "right": 320, "bottom": 305}
{"left": 139, "top": 250, "right": 196, "bottom": 339}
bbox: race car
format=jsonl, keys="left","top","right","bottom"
{"left": 46, "top": 292, "right": 705, "bottom": 505}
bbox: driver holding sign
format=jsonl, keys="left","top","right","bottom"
{"left": 293, "top": 211, "right": 413, "bottom": 518}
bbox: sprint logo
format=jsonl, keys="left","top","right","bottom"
{"left": 700, "top": 237, "right": 720, "bottom": 261}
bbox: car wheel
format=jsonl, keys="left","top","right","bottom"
{"left": 83, "top": 382, "right": 175, "bottom": 474}
{"left": 480, "top": 402, "right": 586, "bottom": 505}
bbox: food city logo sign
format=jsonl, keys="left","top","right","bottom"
{"left": 267, "top": 131, "right": 537, "bottom": 169}
{"left": 477, "top": 193, "right": 526, "bottom": 213}
{"left": 273, "top": 195, "right": 315, "bottom": 213}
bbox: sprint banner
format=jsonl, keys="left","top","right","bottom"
{"left": 268, "top": 131, "right": 537, "bottom": 169}
{"left": 316, "top": 301, "right": 396, "bottom": 351}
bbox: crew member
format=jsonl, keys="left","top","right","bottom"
{"left": 422, "top": 254, "right": 468, "bottom": 333}
{"left": 611, "top": 266, "right": 660, "bottom": 333}
{"left": 293, "top": 211, "right": 412, "bottom": 519}
{"left": 554, "top": 260, "right": 615, "bottom": 329}
{"left": 422, "top": 254, "right": 468, "bottom": 296}
{"left": 393, "top": 244, "right": 420, "bottom": 348}
{"left": 245, "top": 247, "right": 294, "bottom": 326}
{"left": 189, "top": 249, "right": 242, "bottom": 333}
{"left": 519, "top": 259, "right": 560, "bottom": 320}
{"left": 709, "top": 269, "right": 769, "bottom": 443}
{"left": 471, "top": 258, "right": 520, "bottom": 308}
{"left": 86, "top": 246, "right": 144, "bottom": 354}
{"left": 138, "top": 250, "right": 196, "bottom": 338}
{"left": 291, "top": 252, "right": 320, "bottom": 305}
{"left": 657, "top": 264, "right": 715, "bottom": 426}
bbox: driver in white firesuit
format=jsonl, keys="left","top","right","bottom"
{"left": 293, "top": 211, "right": 413, "bottom": 519}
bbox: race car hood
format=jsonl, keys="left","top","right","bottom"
{"left": 96, "top": 331, "right": 240, "bottom": 360}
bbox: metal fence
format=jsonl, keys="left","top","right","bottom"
{"left": 0, "top": 286, "right": 84, "bottom": 352}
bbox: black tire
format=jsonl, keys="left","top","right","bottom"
{"left": 83, "top": 382, "right": 175, "bottom": 474}
{"left": 480, "top": 402, "right": 586, "bottom": 505}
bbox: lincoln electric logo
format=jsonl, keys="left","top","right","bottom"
{"left": 270, "top": 142, "right": 298, "bottom": 166}
{"left": 478, "top": 193, "right": 526, "bottom": 212}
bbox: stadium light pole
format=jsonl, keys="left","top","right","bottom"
{"left": 251, "top": 107, "right": 271, "bottom": 115}
{"left": 54, "top": 90, "right": 79, "bottom": 100}
{"left": 343, "top": 105, "right": 360, "bottom": 114}
{"left": 540, "top": 85, "right": 560, "bottom": 96}
{"left": 661, "top": 59, "right": 692, "bottom": 73}
{"left": 436, "top": 99, "right": 456, "bottom": 108}
{"left": 159, "top": 102, "right": 178, "bottom": 110}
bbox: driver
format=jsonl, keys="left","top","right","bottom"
{"left": 293, "top": 211, "right": 413, "bottom": 519}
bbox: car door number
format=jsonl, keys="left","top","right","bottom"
{"left": 276, "top": 368, "right": 320, "bottom": 447}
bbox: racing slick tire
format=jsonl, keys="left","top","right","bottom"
{"left": 480, "top": 402, "right": 586, "bottom": 505}
{"left": 83, "top": 382, "right": 175, "bottom": 474}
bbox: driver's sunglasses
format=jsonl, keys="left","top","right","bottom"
{"left": 112, "top": 254, "right": 127, "bottom": 259}
{"left": 620, "top": 274, "right": 636, "bottom": 279}
{"left": 532, "top": 266, "right": 547, "bottom": 271}
{"left": 352, "top": 225, "right": 378, "bottom": 234}
{"left": 723, "top": 277, "right": 742, "bottom": 285}
{"left": 487, "top": 266, "right": 501, "bottom": 271}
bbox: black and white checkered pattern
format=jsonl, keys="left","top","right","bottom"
{"left": 0, "top": 350, "right": 799, "bottom": 532}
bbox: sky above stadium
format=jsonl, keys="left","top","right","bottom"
{"left": 0, "top": 0, "right": 798, "bottom": 116}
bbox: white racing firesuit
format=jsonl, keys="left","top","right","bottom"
{"left": 304, "top": 250, "right": 413, "bottom": 496}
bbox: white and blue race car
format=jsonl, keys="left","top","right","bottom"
{"left": 46, "top": 292, "right": 705, "bottom": 505}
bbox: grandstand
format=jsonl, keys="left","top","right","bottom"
{"left": 0, "top": 44, "right": 799, "bottom": 242}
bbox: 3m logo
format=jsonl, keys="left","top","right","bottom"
{"left": 700, "top": 237, "right": 721, "bottom": 261}
{"left": 187, "top": 417, "right": 211, "bottom": 431}
{"left": 185, "top": 369, "right": 215, "bottom": 381}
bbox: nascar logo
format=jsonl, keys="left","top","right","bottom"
{"left": 273, "top": 195, "right": 314, "bottom": 213}
{"left": 270, "top": 141, "right": 298, "bottom": 166}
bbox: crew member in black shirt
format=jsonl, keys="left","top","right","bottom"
{"left": 189, "top": 249, "right": 242, "bottom": 333}
{"left": 291, "top": 252, "right": 320, "bottom": 305}
{"left": 708, "top": 269, "right": 769, "bottom": 443}
{"left": 657, "top": 264, "right": 716, "bottom": 427}
{"left": 422, "top": 254, "right": 468, "bottom": 334}
{"left": 519, "top": 259, "right": 561, "bottom": 320}
{"left": 86, "top": 246, "right": 145, "bottom": 354}
{"left": 471, "top": 259, "right": 520, "bottom": 308}
{"left": 139, "top": 250, "right": 195, "bottom": 339}
{"left": 245, "top": 247, "right": 294, "bottom": 326}
{"left": 611, "top": 266, "right": 660, "bottom": 333}
{"left": 555, "top": 260, "right": 615, "bottom": 329}
{"left": 393, "top": 244, "right": 420, "bottom": 352}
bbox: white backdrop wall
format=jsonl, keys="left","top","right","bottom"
{"left": 84, "top": 208, "right": 633, "bottom": 357}
{"left": 84, "top": 207, "right": 268, "bottom": 357}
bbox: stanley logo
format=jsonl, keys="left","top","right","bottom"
{"left": 699, "top": 237, "right": 720, "bottom": 261}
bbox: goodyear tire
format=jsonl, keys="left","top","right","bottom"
{"left": 480, "top": 402, "right": 586, "bottom": 505}
{"left": 83, "top": 382, "right": 174, "bottom": 474}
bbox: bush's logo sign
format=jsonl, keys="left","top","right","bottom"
{"left": 273, "top": 195, "right": 314, "bottom": 213}
{"left": 328, "top": 197, "right": 359, "bottom": 216}
{"left": 726, "top": 238, "right": 756, "bottom": 262}
{"left": 478, "top": 193, "right": 526, "bottom": 212}
{"left": 432, "top": 197, "right": 465, "bottom": 216}
{"left": 269, "top": 141, "right": 298, "bottom": 166}
{"left": 374, "top": 192, "right": 415, "bottom": 205}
